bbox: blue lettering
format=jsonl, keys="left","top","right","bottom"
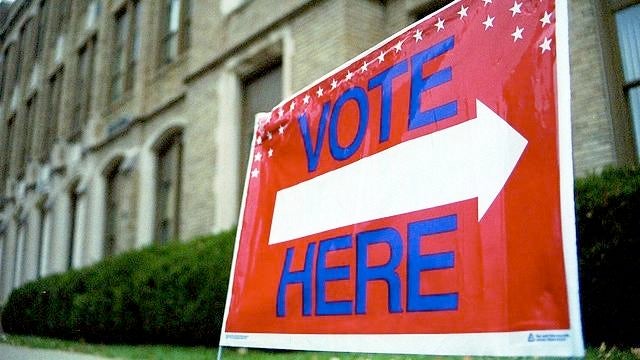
{"left": 408, "top": 36, "right": 457, "bottom": 130}
{"left": 356, "top": 227, "right": 403, "bottom": 314}
{"left": 316, "top": 235, "right": 353, "bottom": 315}
{"left": 407, "top": 214, "right": 458, "bottom": 312}
{"left": 368, "top": 61, "right": 408, "bottom": 142}
{"left": 298, "top": 102, "right": 331, "bottom": 172}
{"left": 277, "top": 243, "right": 316, "bottom": 317}
{"left": 329, "top": 87, "right": 369, "bottom": 161}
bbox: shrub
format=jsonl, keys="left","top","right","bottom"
{"left": 575, "top": 166, "right": 640, "bottom": 347}
{"left": 1, "top": 230, "right": 235, "bottom": 345}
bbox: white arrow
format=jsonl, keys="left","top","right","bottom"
{"left": 268, "top": 99, "right": 527, "bottom": 245}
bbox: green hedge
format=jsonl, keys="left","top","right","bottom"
{"left": 575, "top": 166, "right": 640, "bottom": 347}
{"left": 1, "top": 230, "right": 235, "bottom": 345}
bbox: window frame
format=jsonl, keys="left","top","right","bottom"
{"left": 67, "top": 187, "right": 79, "bottom": 270}
{"left": 71, "top": 36, "right": 96, "bottom": 140}
{"left": 158, "top": 0, "right": 191, "bottom": 65}
{"left": 104, "top": 170, "right": 117, "bottom": 257}
{"left": 41, "top": 69, "right": 63, "bottom": 161}
{"left": 599, "top": 0, "right": 640, "bottom": 164}
{"left": 110, "top": 0, "right": 140, "bottom": 103}
{"left": 36, "top": 205, "right": 47, "bottom": 278}
{"left": 19, "top": 94, "right": 37, "bottom": 176}
{"left": 49, "top": 0, "right": 70, "bottom": 52}
{"left": 1, "top": 116, "right": 16, "bottom": 190}
{"left": 154, "top": 133, "right": 183, "bottom": 244}
{"left": 239, "top": 61, "right": 283, "bottom": 190}
{"left": 34, "top": 0, "right": 50, "bottom": 61}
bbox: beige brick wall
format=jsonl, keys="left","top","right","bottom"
{"left": 568, "top": 0, "right": 617, "bottom": 177}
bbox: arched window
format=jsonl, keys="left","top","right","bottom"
{"left": 239, "top": 61, "right": 282, "bottom": 204}
{"left": 0, "top": 226, "right": 6, "bottom": 290}
{"left": 67, "top": 186, "right": 79, "bottom": 269}
{"left": 14, "top": 216, "right": 27, "bottom": 287}
{"left": 104, "top": 158, "right": 123, "bottom": 257}
{"left": 37, "top": 203, "right": 52, "bottom": 278}
{"left": 155, "top": 132, "right": 182, "bottom": 244}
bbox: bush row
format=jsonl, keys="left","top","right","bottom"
{"left": 1, "top": 230, "right": 235, "bottom": 345}
{"left": 575, "top": 166, "right": 640, "bottom": 347}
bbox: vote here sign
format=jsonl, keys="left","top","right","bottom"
{"left": 220, "top": 0, "right": 584, "bottom": 356}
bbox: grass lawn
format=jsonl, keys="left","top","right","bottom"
{"left": 2, "top": 335, "right": 639, "bottom": 360}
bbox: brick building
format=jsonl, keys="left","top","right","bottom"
{"left": 0, "top": 0, "right": 638, "bottom": 302}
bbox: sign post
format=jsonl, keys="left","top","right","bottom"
{"left": 220, "top": 0, "right": 584, "bottom": 356}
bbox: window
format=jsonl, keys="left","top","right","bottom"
{"left": 131, "top": 1, "right": 142, "bottom": 82}
{"left": 14, "top": 23, "right": 26, "bottom": 89}
{"left": 42, "top": 70, "right": 63, "bottom": 161}
{"left": 71, "top": 38, "right": 96, "bottom": 139}
{"left": 18, "top": 95, "right": 37, "bottom": 178}
{"left": 240, "top": 63, "right": 282, "bottom": 181}
{"left": 104, "top": 168, "right": 118, "bottom": 257}
{"left": 1, "top": 116, "right": 15, "bottom": 189}
{"left": 51, "top": 0, "right": 70, "bottom": 42}
{"left": 3, "top": 44, "right": 20, "bottom": 106}
{"left": 111, "top": 1, "right": 140, "bottom": 102}
{"left": 67, "top": 189, "right": 78, "bottom": 270}
{"left": 159, "top": 0, "right": 191, "bottom": 64}
{"left": 13, "top": 219, "right": 27, "bottom": 287}
{"left": 0, "top": 48, "right": 7, "bottom": 103}
{"left": 34, "top": 0, "right": 49, "bottom": 59}
{"left": 3, "top": 45, "right": 16, "bottom": 100}
{"left": 0, "top": 231, "right": 5, "bottom": 287}
{"left": 104, "top": 162, "right": 130, "bottom": 256}
{"left": 23, "top": 17, "right": 39, "bottom": 83}
{"left": 155, "top": 133, "right": 182, "bottom": 244}
{"left": 613, "top": 3, "right": 640, "bottom": 157}
{"left": 50, "top": 0, "right": 71, "bottom": 61}
{"left": 36, "top": 206, "right": 51, "bottom": 278}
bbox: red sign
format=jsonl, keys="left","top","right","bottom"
{"left": 220, "top": 0, "right": 583, "bottom": 356}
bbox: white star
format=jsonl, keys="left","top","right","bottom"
{"left": 482, "top": 15, "right": 495, "bottom": 30}
{"left": 457, "top": 5, "right": 468, "bottom": 19}
{"left": 330, "top": 78, "right": 338, "bottom": 90}
{"left": 483, "top": 0, "right": 492, "bottom": 6}
{"left": 345, "top": 70, "right": 354, "bottom": 81}
{"left": 303, "top": 94, "right": 311, "bottom": 104}
{"left": 251, "top": 168, "right": 259, "bottom": 178}
{"left": 413, "top": 29, "right": 423, "bottom": 42}
{"left": 360, "top": 61, "right": 369, "bottom": 73}
{"left": 268, "top": 148, "right": 274, "bottom": 157}
{"left": 393, "top": 40, "right": 404, "bottom": 53}
{"left": 316, "top": 87, "right": 324, "bottom": 97}
{"left": 278, "top": 124, "right": 286, "bottom": 135}
{"left": 289, "top": 101, "right": 296, "bottom": 111}
{"left": 540, "top": 11, "right": 552, "bottom": 27}
{"left": 256, "top": 136, "right": 263, "bottom": 145}
{"left": 510, "top": 1, "right": 522, "bottom": 16}
{"left": 511, "top": 26, "right": 524, "bottom": 42}
{"left": 435, "top": 18, "right": 445, "bottom": 31}
{"left": 377, "top": 51, "right": 385, "bottom": 63}
{"left": 263, "top": 116, "right": 271, "bottom": 124}
{"left": 539, "top": 37, "right": 552, "bottom": 53}
{"left": 267, "top": 131, "right": 273, "bottom": 140}
{"left": 277, "top": 107, "right": 284, "bottom": 117}
{"left": 254, "top": 152, "right": 263, "bottom": 162}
